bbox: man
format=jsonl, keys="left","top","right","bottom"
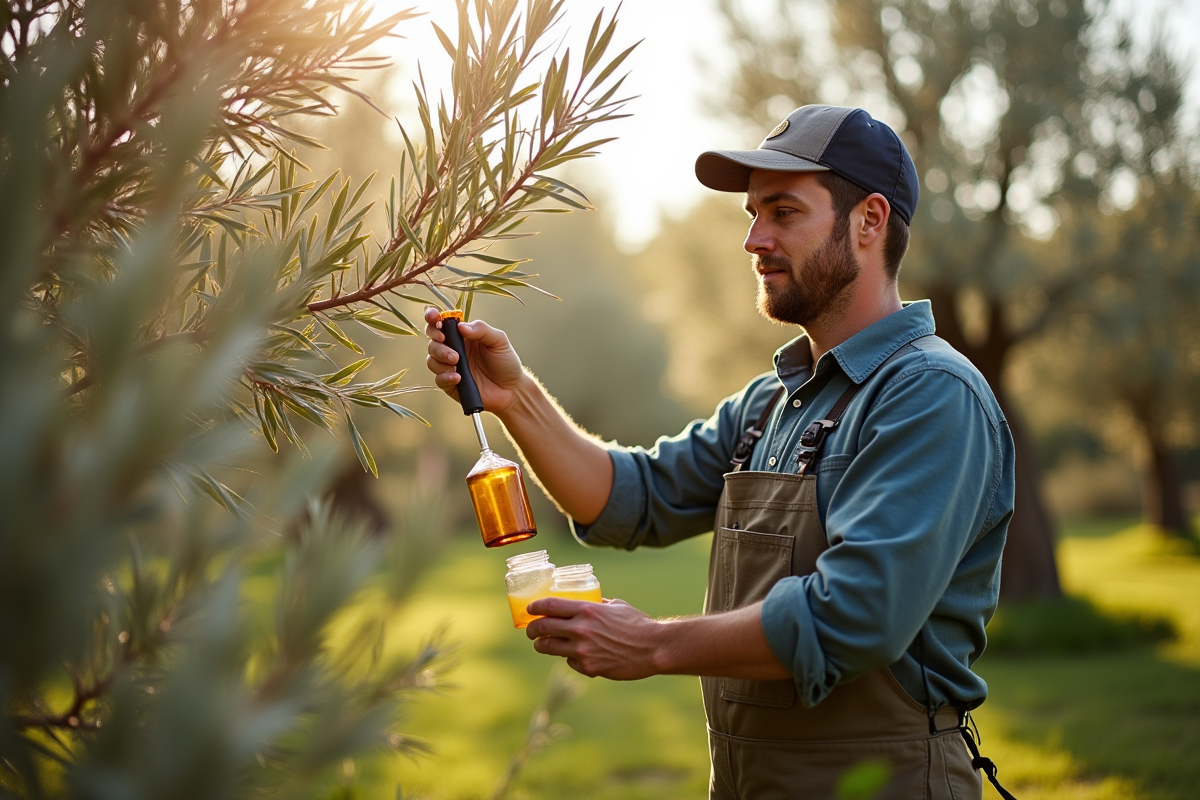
{"left": 425, "top": 105, "right": 1016, "bottom": 800}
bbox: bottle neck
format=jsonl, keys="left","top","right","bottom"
{"left": 472, "top": 412, "right": 489, "bottom": 451}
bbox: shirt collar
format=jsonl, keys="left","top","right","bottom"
{"left": 773, "top": 300, "right": 937, "bottom": 385}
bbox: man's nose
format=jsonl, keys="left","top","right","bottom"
{"left": 743, "top": 218, "right": 774, "bottom": 255}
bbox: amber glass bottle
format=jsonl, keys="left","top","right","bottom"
{"left": 466, "top": 449, "right": 537, "bottom": 547}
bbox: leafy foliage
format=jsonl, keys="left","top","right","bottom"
{"left": 1032, "top": 166, "right": 1200, "bottom": 536}
{"left": 0, "top": 0, "right": 632, "bottom": 795}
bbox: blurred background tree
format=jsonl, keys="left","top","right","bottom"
{"left": 0, "top": 0, "right": 635, "bottom": 795}
{"left": 635, "top": 0, "right": 1200, "bottom": 599}
{"left": 1031, "top": 166, "right": 1200, "bottom": 539}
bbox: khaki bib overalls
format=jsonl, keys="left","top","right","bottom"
{"left": 700, "top": 378, "right": 984, "bottom": 800}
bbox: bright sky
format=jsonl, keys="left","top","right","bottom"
{"left": 381, "top": 0, "right": 1200, "bottom": 252}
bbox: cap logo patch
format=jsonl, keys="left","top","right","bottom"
{"left": 766, "top": 119, "right": 789, "bottom": 139}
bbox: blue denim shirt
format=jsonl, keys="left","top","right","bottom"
{"left": 572, "top": 301, "right": 1015, "bottom": 710}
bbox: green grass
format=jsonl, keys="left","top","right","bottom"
{"left": 353, "top": 522, "right": 1200, "bottom": 800}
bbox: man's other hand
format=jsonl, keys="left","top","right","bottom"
{"left": 525, "top": 597, "right": 663, "bottom": 680}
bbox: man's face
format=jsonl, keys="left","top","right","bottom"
{"left": 742, "top": 170, "right": 858, "bottom": 328}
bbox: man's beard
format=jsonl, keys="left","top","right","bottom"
{"left": 754, "top": 220, "right": 859, "bottom": 327}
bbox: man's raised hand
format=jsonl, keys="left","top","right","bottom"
{"left": 423, "top": 307, "right": 527, "bottom": 415}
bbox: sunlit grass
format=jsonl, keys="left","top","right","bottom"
{"left": 343, "top": 520, "right": 1200, "bottom": 800}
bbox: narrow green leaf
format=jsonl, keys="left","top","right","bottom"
{"left": 280, "top": 392, "right": 333, "bottom": 429}
{"left": 316, "top": 315, "right": 365, "bottom": 354}
{"left": 323, "top": 357, "right": 374, "bottom": 387}
{"left": 359, "top": 317, "right": 414, "bottom": 336}
{"left": 348, "top": 170, "right": 378, "bottom": 211}
{"left": 463, "top": 287, "right": 475, "bottom": 321}
{"left": 299, "top": 170, "right": 341, "bottom": 218}
{"left": 377, "top": 297, "right": 421, "bottom": 332}
{"left": 190, "top": 156, "right": 228, "bottom": 188}
{"left": 532, "top": 173, "right": 591, "bottom": 202}
{"left": 431, "top": 22, "right": 456, "bottom": 58}
{"left": 423, "top": 281, "right": 456, "bottom": 308}
{"left": 325, "top": 180, "right": 351, "bottom": 242}
{"left": 397, "top": 211, "right": 425, "bottom": 256}
{"left": 458, "top": 251, "right": 524, "bottom": 266}
{"left": 589, "top": 42, "right": 640, "bottom": 94}
{"left": 256, "top": 393, "right": 279, "bottom": 453}
{"left": 346, "top": 414, "right": 379, "bottom": 477}
{"left": 382, "top": 400, "right": 431, "bottom": 426}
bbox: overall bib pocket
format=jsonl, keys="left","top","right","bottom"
{"left": 713, "top": 526, "right": 796, "bottom": 708}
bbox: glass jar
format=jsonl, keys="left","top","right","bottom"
{"left": 504, "top": 550, "right": 555, "bottom": 629}
{"left": 550, "top": 563, "right": 602, "bottom": 603}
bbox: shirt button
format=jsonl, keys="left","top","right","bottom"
{"left": 792, "top": 398, "right": 803, "bottom": 408}
{"left": 768, "top": 456, "right": 778, "bottom": 467}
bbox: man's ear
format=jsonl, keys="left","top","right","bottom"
{"left": 855, "top": 193, "right": 891, "bottom": 249}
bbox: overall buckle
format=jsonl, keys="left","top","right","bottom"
{"left": 730, "top": 428, "right": 764, "bottom": 467}
{"left": 796, "top": 419, "right": 835, "bottom": 474}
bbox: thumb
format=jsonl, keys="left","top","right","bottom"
{"left": 459, "top": 319, "right": 508, "bottom": 349}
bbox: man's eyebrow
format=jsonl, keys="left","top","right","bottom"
{"left": 744, "top": 191, "right": 807, "bottom": 213}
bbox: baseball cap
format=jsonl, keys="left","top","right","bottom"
{"left": 695, "top": 105, "right": 919, "bottom": 224}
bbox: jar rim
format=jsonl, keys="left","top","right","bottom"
{"left": 506, "top": 549, "right": 551, "bottom": 570}
{"left": 553, "top": 563, "right": 593, "bottom": 578}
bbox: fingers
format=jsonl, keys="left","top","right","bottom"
{"left": 423, "top": 307, "right": 461, "bottom": 395}
{"left": 532, "top": 634, "right": 574, "bottom": 659}
{"left": 526, "top": 596, "right": 587, "bottom": 619}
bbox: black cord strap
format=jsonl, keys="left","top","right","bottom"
{"left": 913, "top": 630, "right": 1020, "bottom": 799}
{"left": 959, "top": 718, "right": 1019, "bottom": 800}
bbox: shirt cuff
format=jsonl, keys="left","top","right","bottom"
{"left": 568, "top": 448, "right": 646, "bottom": 549}
{"left": 761, "top": 576, "right": 837, "bottom": 708}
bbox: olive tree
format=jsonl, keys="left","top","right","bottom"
{"left": 0, "top": 0, "right": 632, "bottom": 795}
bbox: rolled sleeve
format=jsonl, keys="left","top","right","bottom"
{"left": 569, "top": 448, "right": 647, "bottom": 548}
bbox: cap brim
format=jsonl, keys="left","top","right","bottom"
{"left": 695, "top": 149, "right": 829, "bottom": 192}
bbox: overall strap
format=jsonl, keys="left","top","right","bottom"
{"left": 794, "top": 338, "right": 929, "bottom": 475}
{"left": 795, "top": 381, "right": 861, "bottom": 475}
{"left": 729, "top": 386, "right": 786, "bottom": 471}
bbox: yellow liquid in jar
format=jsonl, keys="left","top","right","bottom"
{"left": 508, "top": 588, "right": 551, "bottom": 629}
{"left": 550, "top": 586, "right": 602, "bottom": 603}
{"left": 507, "top": 585, "right": 602, "bottom": 628}
{"left": 467, "top": 465, "right": 536, "bottom": 547}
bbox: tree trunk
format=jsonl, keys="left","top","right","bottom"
{"left": 928, "top": 287, "right": 1063, "bottom": 600}
{"left": 997, "top": 399, "right": 1063, "bottom": 599}
{"left": 1133, "top": 407, "right": 1194, "bottom": 538}
{"left": 328, "top": 460, "right": 389, "bottom": 535}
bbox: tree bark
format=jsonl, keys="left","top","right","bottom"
{"left": 1133, "top": 404, "right": 1194, "bottom": 538}
{"left": 328, "top": 460, "right": 389, "bottom": 535}
{"left": 929, "top": 287, "right": 1063, "bottom": 600}
{"left": 997, "top": 397, "right": 1063, "bottom": 599}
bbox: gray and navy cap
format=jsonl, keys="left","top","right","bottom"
{"left": 695, "top": 105, "right": 919, "bottom": 224}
